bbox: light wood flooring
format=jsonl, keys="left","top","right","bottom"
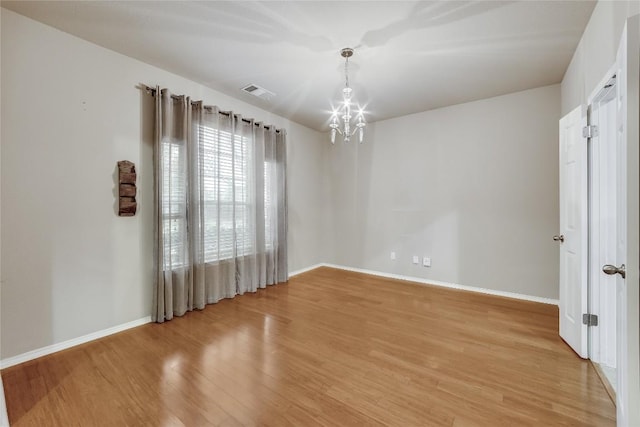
{"left": 2, "top": 267, "right": 615, "bottom": 426}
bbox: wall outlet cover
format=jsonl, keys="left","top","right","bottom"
{"left": 412, "top": 256, "right": 419, "bottom": 264}
{"left": 423, "top": 257, "right": 431, "bottom": 267}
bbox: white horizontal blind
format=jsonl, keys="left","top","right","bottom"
{"left": 199, "top": 125, "right": 253, "bottom": 262}
{"left": 162, "top": 125, "right": 263, "bottom": 267}
{"left": 162, "top": 138, "right": 187, "bottom": 268}
{"left": 158, "top": 108, "right": 284, "bottom": 274}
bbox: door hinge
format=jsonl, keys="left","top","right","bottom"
{"left": 582, "top": 125, "right": 598, "bottom": 138}
{"left": 582, "top": 313, "right": 598, "bottom": 326}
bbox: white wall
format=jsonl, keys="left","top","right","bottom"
{"left": 0, "top": 9, "right": 327, "bottom": 360}
{"left": 327, "top": 85, "right": 561, "bottom": 300}
{"left": 561, "top": 1, "right": 640, "bottom": 114}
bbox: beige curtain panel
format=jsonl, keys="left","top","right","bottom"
{"left": 152, "top": 88, "right": 288, "bottom": 323}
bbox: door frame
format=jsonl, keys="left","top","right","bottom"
{"left": 587, "top": 64, "right": 618, "bottom": 368}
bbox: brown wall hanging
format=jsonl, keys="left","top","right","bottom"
{"left": 118, "top": 161, "right": 137, "bottom": 216}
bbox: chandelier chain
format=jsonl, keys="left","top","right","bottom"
{"left": 344, "top": 56, "right": 350, "bottom": 88}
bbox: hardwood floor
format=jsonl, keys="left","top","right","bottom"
{"left": 2, "top": 267, "right": 615, "bottom": 426}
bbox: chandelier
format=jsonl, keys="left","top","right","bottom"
{"left": 330, "top": 48, "right": 366, "bottom": 144}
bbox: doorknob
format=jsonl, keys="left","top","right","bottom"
{"left": 602, "top": 264, "right": 626, "bottom": 279}
{"left": 553, "top": 234, "right": 565, "bottom": 242}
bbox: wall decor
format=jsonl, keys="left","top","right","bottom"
{"left": 118, "top": 160, "right": 137, "bottom": 216}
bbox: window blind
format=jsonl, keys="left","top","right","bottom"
{"left": 162, "top": 125, "right": 273, "bottom": 267}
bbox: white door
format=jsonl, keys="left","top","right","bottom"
{"left": 558, "top": 105, "right": 588, "bottom": 358}
{"left": 612, "top": 16, "right": 640, "bottom": 427}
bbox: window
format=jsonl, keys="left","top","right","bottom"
{"left": 162, "top": 124, "right": 275, "bottom": 267}
{"left": 201, "top": 126, "right": 253, "bottom": 262}
{"left": 162, "top": 139, "right": 187, "bottom": 268}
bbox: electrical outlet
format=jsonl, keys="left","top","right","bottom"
{"left": 412, "top": 255, "right": 419, "bottom": 264}
{"left": 423, "top": 257, "right": 431, "bottom": 267}
{"left": 390, "top": 252, "right": 396, "bottom": 260}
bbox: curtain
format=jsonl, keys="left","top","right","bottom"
{"left": 152, "top": 88, "right": 288, "bottom": 323}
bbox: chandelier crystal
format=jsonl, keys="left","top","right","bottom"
{"left": 330, "top": 48, "right": 366, "bottom": 144}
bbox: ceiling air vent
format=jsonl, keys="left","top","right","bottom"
{"left": 241, "top": 84, "right": 275, "bottom": 100}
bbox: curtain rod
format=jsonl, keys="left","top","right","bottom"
{"left": 141, "top": 84, "right": 283, "bottom": 134}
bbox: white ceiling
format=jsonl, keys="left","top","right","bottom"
{"left": 2, "top": 1, "right": 595, "bottom": 131}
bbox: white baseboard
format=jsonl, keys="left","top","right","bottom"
{"left": 289, "top": 263, "right": 324, "bottom": 277}
{"left": 0, "top": 316, "right": 152, "bottom": 370}
{"left": 321, "top": 263, "right": 559, "bottom": 306}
